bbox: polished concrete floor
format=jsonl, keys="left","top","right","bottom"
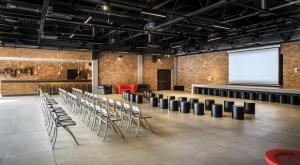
{"left": 0, "top": 91, "right": 299, "bottom": 165}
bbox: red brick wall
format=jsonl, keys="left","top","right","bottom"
{"left": 98, "top": 52, "right": 138, "bottom": 86}
{"left": 281, "top": 42, "right": 300, "bottom": 88}
{"left": 143, "top": 55, "right": 174, "bottom": 91}
{"left": 178, "top": 51, "right": 228, "bottom": 92}
{"left": 178, "top": 42, "right": 300, "bottom": 91}
{"left": 0, "top": 47, "right": 91, "bottom": 92}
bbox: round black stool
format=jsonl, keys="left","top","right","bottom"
{"left": 268, "top": 93, "right": 276, "bottom": 102}
{"left": 211, "top": 104, "right": 223, "bottom": 118}
{"left": 135, "top": 94, "right": 143, "bottom": 103}
{"left": 150, "top": 97, "right": 158, "bottom": 107}
{"left": 232, "top": 105, "right": 244, "bottom": 120}
{"left": 249, "top": 92, "right": 256, "bottom": 100}
{"left": 241, "top": 91, "right": 248, "bottom": 99}
{"left": 167, "top": 96, "right": 175, "bottom": 106}
{"left": 213, "top": 89, "right": 219, "bottom": 96}
{"left": 227, "top": 90, "right": 233, "bottom": 97}
{"left": 180, "top": 101, "right": 190, "bottom": 113}
{"left": 220, "top": 90, "right": 227, "bottom": 97}
{"left": 194, "top": 102, "right": 204, "bottom": 115}
{"left": 224, "top": 101, "right": 234, "bottom": 112}
{"left": 258, "top": 93, "right": 266, "bottom": 101}
{"left": 207, "top": 89, "right": 212, "bottom": 95}
{"left": 178, "top": 97, "right": 188, "bottom": 109}
{"left": 156, "top": 94, "right": 163, "bottom": 99}
{"left": 190, "top": 98, "right": 199, "bottom": 109}
{"left": 130, "top": 93, "right": 136, "bottom": 102}
{"left": 279, "top": 95, "right": 288, "bottom": 104}
{"left": 125, "top": 92, "right": 131, "bottom": 100}
{"left": 244, "top": 102, "right": 255, "bottom": 114}
{"left": 159, "top": 98, "right": 168, "bottom": 109}
{"left": 205, "top": 99, "right": 215, "bottom": 111}
{"left": 233, "top": 91, "right": 239, "bottom": 98}
{"left": 290, "top": 95, "right": 299, "bottom": 105}
{"left": 169, "top": 100, "right": 179, "bottom": 111}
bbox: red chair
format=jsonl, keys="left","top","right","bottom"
{"left": 265, "top": 149, "right": 300, "bottom": 165}
{"left": 115, "top": 84, "right": 136, "bottom": 94}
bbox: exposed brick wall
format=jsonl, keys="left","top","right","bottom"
{"left": 178, "top": 51, "right": 228, "bottom": 92}
{"left": 143, "top": 55, "right": 174, "bottom": 91}
{"left": 281, "top": 42, "right": 300, "bottom": 88}
{"left": 178, "top": 42, "right": 300, "bottom": 91}
{"left": 0, "top": 47, "right": 91, "bottom": 94}
{"left": 98, "top": 52, "right": 138, "bottom": 86}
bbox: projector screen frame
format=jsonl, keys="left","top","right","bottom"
{"left": 227, "top": 45, "right": 283, "bottom": 87}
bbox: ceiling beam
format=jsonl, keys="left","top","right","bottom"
{"left": 37, "top": 0, "right": 50, "bottom": 45}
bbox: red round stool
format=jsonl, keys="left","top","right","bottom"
{"left": 265, "top": 149, "right": 300, "bottom": 165}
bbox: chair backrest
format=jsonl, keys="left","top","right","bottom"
{"left": 123, "top": 103, "right": 131, "bottom": 110}
{"left": 108, "top": 99, "right": 115, "bottom": 105}
{"left": 131, "top": 105, "right": 141, "bottom": 113}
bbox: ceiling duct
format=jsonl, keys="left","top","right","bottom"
{"left": 6, "top": 3, "right": 40, "bottom": 13}
{"left": 261, "top": 0, "right": 267, "bottom": 9}
{"left": 46, "top": 7, "right": 74, "bottom": 20}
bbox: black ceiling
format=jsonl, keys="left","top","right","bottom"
{"left": 0, "top": 0, "right": 300, "bottom": 55}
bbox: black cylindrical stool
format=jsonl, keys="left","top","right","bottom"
{"left": 180, "top": 101, "right": 190, "bottom": 113}
{"left": 258, "top": 93, "right": 266, "bottom": 101}
{"left": 227, "top": 90, "right": 233, "bottom": 97}
{"left": 130, "top": 93, "right": 136, "bottom": 102}
{"left": 249, "top": 92, "right": 256, "bottom": 100}
{"left": 150, "top": 97, "right": 158, "bottom": 107}
{"left": 169, "top": 100, "right": 179, "bottom": 111}
{"left": 207, "top": 89, "right": 212, "bottom": 95}
{"left": 241, "top": 91, "right": 248, "bottom": 99}
{"left": 194, "top": 102, "right": 204, "bottom": 116}
{"left": 156, "top": 94, "right": 163, "bottom": 99}
{"left": 211, "top": 104, "right": 223, "bottom": 118}
{"left": 224, "top": 101, "right": 234, "bottom": 112}
{"left": 205, "top": 99, "right": 215, "bottom": 111}
{"left": 220, "top": 90, "right": 227, "bottom": 97}
{"left": 125, "top": 92, "right": 131, "bottom": 100}
{"left": 233, "top": 91, "right": 239, "bottom": 98}
{"left": 244, "top": 102, "right": 255, "bottom": 114}
{"left": 178, "top": 97, "right": 187, "bottom": 108}
{"left": 167, "top": 96, "right": 175, "bottom": 107}
{"left": 136, "top": 94, "right": 143, "bottom": 103}
{"left": 268, "top": 93, "right": 276, "bottom": 102}
{"left": 213, "top": 89, "right": 219, "bottom": 96}
{"left": 201, "top": 88, "right": 206, "bottom": 95}
{"left": 290, "top": 96, "right": 299, "bottom": 105}
{"left": 159, "top": 98, "right": 168, "bottom": 109}
{"left": 232, "top": 105, "right": 244, "bottom": 120}
{"left": 279, "top": 95, "right": 288, "bottom": 104}
{"left": 190, "top": 98, "right": 199, "bottom": 109}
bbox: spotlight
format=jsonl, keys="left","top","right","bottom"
{"left": 100, "top": 1, "right": 110, "bottom": 11}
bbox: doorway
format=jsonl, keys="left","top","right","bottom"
{"left": 157, "top": 69, "right": 171, "bottom": 90}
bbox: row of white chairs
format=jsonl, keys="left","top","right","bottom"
{"left": 39, "top": 89, "right": 79, "bottom": 149}
{"left": 58, "top": 88, "right": 154, "bottom": 141}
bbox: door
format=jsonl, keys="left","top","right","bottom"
{"left": 157, "top": 69, "right": 171, "bottom": 90}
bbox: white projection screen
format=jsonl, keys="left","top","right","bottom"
{"left": 228, "top": 45, "right": 281, "bottom": 85}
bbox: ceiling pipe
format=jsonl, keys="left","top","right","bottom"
{"left": 222, "top": 0, "right": 300, "bottom": 23}
{"left": 120, "top": 0, "right": 229, "bottom": 43}
{"left": 6, "top": 3, "right": 40, "bottom": 13}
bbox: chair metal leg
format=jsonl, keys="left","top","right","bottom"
{"left": 103, "top": 122, "right": 108, "bottom": 141}
{"left": 52, "top": 127, "right": 58, "bottom": 149}
{"left": 135, "top": 120, "right": 140, "bottom": 137}
{"left": 63, "top": 126, "right": 79, "bottom": 145}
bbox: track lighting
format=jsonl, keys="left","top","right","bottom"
{"left": 84, "top": 16, "right": 92, "bottom": 24}
{"left": 141, "top": 11, "right": 166, "bottom": 18}
{"left": 100, "top": 1, "right": 110, "bottom": 11}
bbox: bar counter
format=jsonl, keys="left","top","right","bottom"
{"left": 1, "top": 80, "right": 91, "bottom": 96}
